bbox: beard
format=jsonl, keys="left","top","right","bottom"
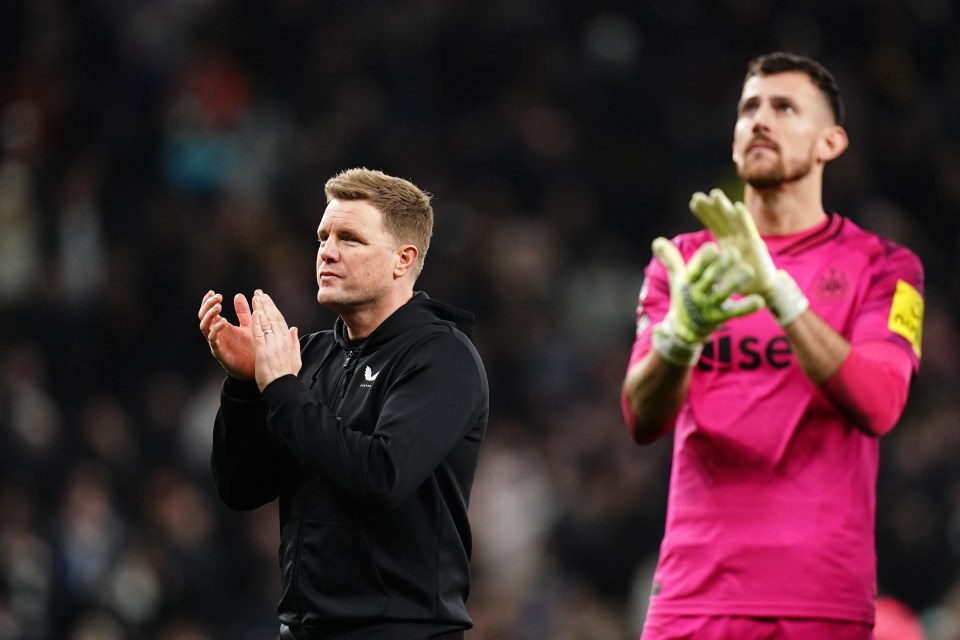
{"left": 737, "top": 151, "right": 813, "bottom": 189}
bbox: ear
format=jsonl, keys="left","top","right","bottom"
{"left": 816, "top": 125, "right": 848, "bottom": 163}
{"left": 394, "top": 244, "right": 419, "bottom": 278}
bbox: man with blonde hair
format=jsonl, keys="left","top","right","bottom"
{"left": 199, "top": 168, "right": 489, "bottom": 639}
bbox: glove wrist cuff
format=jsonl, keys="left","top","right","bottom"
{"left": 766, "top": 270, "right": 809, "bottom": 327}
{"left": 652, "top": 320, "right": 704, "bottom": 367}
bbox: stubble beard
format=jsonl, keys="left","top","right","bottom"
{"left": 318, "top": 288, "right": 360, "bottom": 316}
{"left": 738, "top": 153, "right": 813, "bottom": 190}
{"left": 317, "top": 281, "right": 389, "bottom": 318}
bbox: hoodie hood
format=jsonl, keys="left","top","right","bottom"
{"left": 333, "top": 292, "right": 476, "bottom": 352}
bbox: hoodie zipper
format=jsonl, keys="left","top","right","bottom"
{"left": 292, "top": 347, "right": 358, "bottom": 621}
{"left": 333, "top": 348, "right": 359, "bottom": 411}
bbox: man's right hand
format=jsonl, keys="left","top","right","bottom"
{"left": 651, "top": 238, "right": 764, "bottom": 367}
{"left": 198, "top": 290, "right": 256, "bottom": 380}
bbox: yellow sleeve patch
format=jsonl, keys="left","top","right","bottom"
{"left": 887, "top": 280, "right": 924, "bottom": 357}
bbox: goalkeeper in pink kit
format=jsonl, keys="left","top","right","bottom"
{"left": 621, "top": 53, "right": 924, "bottom": 639}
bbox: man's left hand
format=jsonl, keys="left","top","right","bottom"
{"left": 689, "top": 188, "right": 809, "bottom": 327}
{"left": 251, "top": 289, "right": 302, "bottom": 391}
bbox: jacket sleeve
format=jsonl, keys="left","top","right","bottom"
{"left": 261, "top": 331, "right": 486, "bottom": 510}
{"left": 211, "top": 376, "right": 285, "bottom": 511}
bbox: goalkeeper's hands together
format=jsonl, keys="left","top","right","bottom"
{"left": 652, "top": 238, "right": 764, "bottom": 367}
{"left": 689, "top": 188, "right": 809, "bottom": 327}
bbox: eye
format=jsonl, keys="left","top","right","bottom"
{"left": 770, "top": 98, "right": 798, "bottom": 115}
{"left": 738, "top": 98, "right": 759, "bottom": 117}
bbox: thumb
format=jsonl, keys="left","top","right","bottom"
{"left": 234, "top": 293, "right": 252, "bottom": 326}
{"left": 652, "top": 237, "right": 685, "bottom": 277}
{"left": 688, "top": 191, "right": 715, "bottom": 228}
{"left": 289, "top": 326, "right": 299, "bottom": 344}
{"left": 733, "top": 201, "right": 763, "bottom": 241}
{"left": 721, "top": 293, "right": 765, "bottom": 318}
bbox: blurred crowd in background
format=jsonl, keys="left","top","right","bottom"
{"left": 1, "top": 0, "right": 959, "bottom": 638}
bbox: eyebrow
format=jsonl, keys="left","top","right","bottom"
{"left": 738, "top": 94, "right": 799, "bottom": 112}
{"left": 770, "top": 95, "right": 799, "bottom": 108}
{"left": 317, "top": 224, "right": 366, "bottom": 242}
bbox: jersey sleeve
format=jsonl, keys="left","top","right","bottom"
{"left": 621, "top": 234, "right": 706, "bottom": 431}
{"left": 848, "top": 240, "right": 924, "bottom": 372}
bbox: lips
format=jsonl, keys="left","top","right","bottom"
{"left": 747, "top": 137, "right": 777, "bottom": 153}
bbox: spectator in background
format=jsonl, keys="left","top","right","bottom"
{"left": 198, "top": 168, "right": 489, "bottom": 639}
{"left": 621, "top": 52, "right": 925, "bottom": 639}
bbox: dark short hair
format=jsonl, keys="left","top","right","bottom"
{"left": 745, "top": 52, "right": 845, "bottom": 126}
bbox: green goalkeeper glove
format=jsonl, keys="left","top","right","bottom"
{"left": 689, "top": 188, "right": 809, "bottom": 327}
{"left": 652, "top": 237, "right": 764, "bottom": 367}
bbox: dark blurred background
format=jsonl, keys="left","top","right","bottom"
{"left": 1, "top": 0, "right": 959, "bottom": 638}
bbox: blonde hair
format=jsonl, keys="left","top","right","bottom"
{"left": 324, "top": 168, "right": 434, "bottom": 278}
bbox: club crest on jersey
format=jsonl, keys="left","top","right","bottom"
{"left": 813, "top": 268, "right": 849, "bottom": 302}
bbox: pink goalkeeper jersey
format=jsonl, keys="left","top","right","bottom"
{"left": 626, "top": 214, "right": 924, "bottom": 624}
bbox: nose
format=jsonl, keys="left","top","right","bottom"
{"left": 318, "top": 240, "right": 339, "bottom": 263}
{"left": 750, "top": 104, "right": 773, "bottom": 133}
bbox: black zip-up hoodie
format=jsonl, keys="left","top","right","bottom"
{"left": 212, "top": 293, "right": 489, "bottom": 639}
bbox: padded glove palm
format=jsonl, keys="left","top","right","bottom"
{"left": 689, "top": 188, "right": 809, "bottom": 327}
{"left": 652, "top": 238, "right": 764, "bottom": 366}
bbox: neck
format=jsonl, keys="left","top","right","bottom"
{"left": 341, "top": 288, "right": 414, "bottom": 340}
{"left": 743, "top": 177, "right": 827, "bottom": 235}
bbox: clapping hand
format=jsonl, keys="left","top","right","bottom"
{"left": 689, "top": 189, "right": 809, "bottom": 327}
{"left": 251, "top": 289, "right": 301, "bottom": 391}
{"left": 651, "top": 238, "right": 764, "bottom": 366}
{"left": 198, "top": 290, "right": 256, "bottom": 380}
